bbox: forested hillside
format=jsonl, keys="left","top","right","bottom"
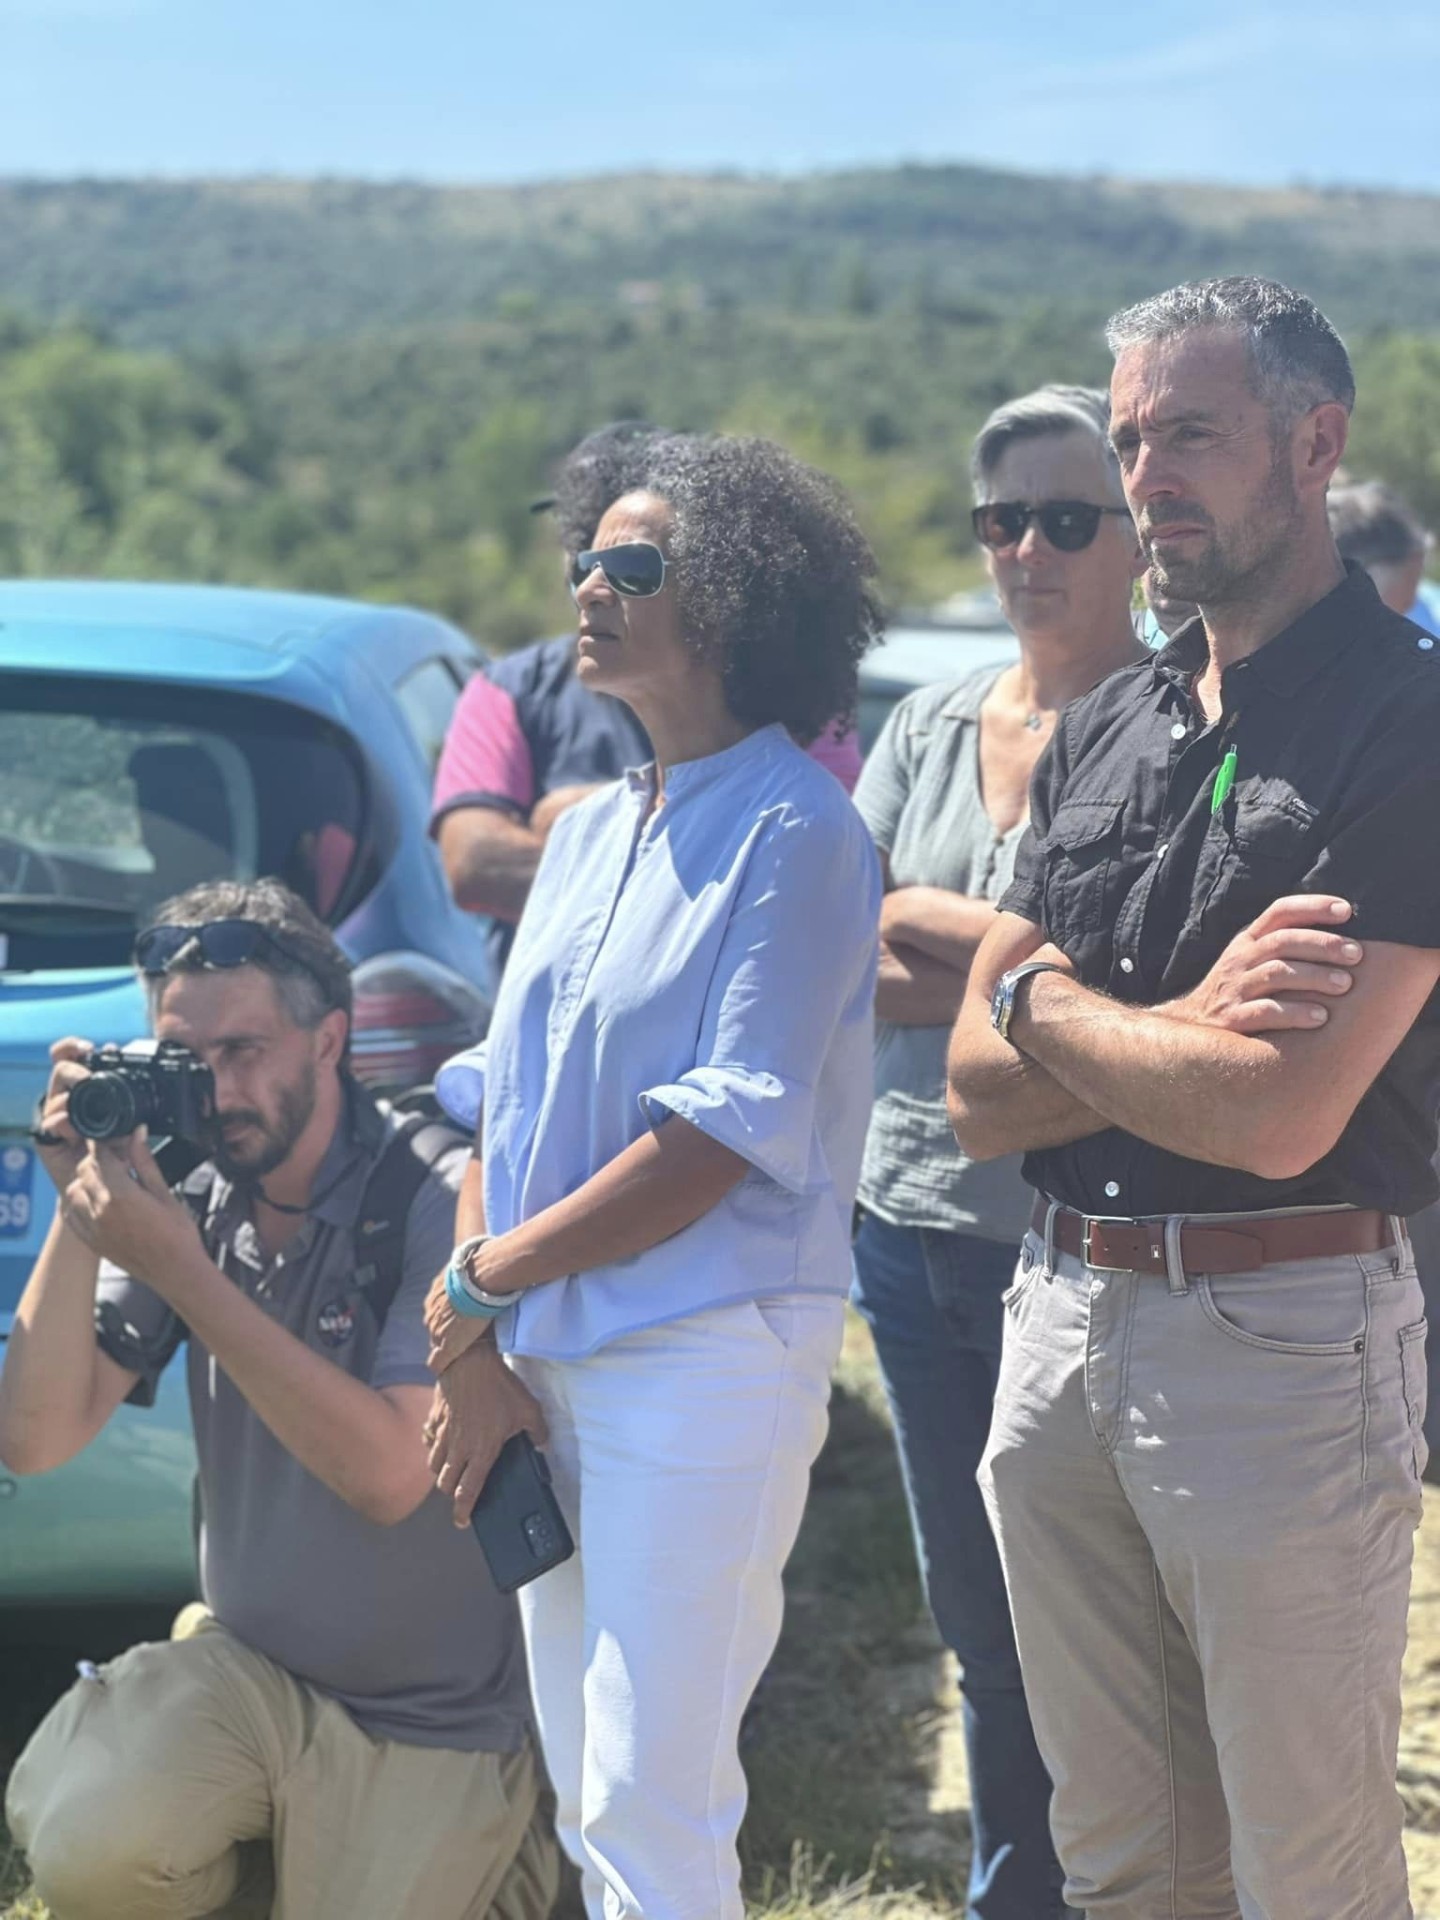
{"left": 5, "top": 168, "right": 1440, "bottom": 348}
{"left": 2, "top": 163, "right": 1438, "bottom": 649}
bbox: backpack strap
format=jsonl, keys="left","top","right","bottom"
{"left": 166, "top": 1088, "right": 467, "bottom": 1336}
{"left": 351, "top": 1106, "right": 470, "bottom": 1333}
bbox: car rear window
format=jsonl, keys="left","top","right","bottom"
{"left": 0, "top": 677, "right": 367, "bottom": 971}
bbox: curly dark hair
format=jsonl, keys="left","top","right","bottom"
{"left": 549, "top": 420, "right": 664, "bottom": 561}
{"left": 631, "top": 432, "right": 883, "bottom": 743}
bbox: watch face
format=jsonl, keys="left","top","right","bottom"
{"left": 990, "top": 977, "right": 1010, "bottom": 1032}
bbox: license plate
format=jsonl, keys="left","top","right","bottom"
{"left": 0, "top": 1143, "right": 35, "bottom": 1238}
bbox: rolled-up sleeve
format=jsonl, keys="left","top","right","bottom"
{"left": 429, "top": 674, "right": 535, "bottom": 830}
{"left": 1302, "top": 698, "right": 1440, "bottom": 950}
{"left": 94, "top": 1265, "right": 185, "bottom": 1409}
{"left": 434, "top": 1044, "right": 487, "bottom": 1133}
{"left": 639, "top": 811, "right": 880, "bottom": 1193}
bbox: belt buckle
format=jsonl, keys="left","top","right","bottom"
{"left": 1082, "top": 1215, "right": 1138, "bottom": 1274}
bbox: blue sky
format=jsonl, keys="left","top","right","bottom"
{"left": 3, "top": 0, "right": 1436, "bottom": 194}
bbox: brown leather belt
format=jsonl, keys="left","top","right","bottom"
{"left": 1029, "top": 1198, "right": 1400, "bottom": 1278}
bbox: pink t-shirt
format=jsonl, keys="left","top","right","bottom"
{"left": 432, "top": 638, "right": 862, "bottom": 831}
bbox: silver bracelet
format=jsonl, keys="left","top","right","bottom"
{"left": 450, "top": 1234, "right": 523, "bottom": 1312}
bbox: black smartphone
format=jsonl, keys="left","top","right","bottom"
{"left": 470, "top": 1433, "right": 574, "bottom": 1594}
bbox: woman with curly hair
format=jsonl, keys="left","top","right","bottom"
{"left": 430, "top": 422, "right": 863, "bottom": 996}
{"left": 422, "top": 431, "right": 883, "bottom": 1919}
{"left": 549, "top": 422, "right": 864, "bottom": 787}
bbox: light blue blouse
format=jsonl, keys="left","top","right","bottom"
{"left": 435, "top": 723, "right": 881, "bottom": 1361}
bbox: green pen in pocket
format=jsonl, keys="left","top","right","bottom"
{"left": 1211, "top": 746, "right": 1238, "bottom": 815}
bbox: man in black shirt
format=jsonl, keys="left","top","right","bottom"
{"left": 948, "top": 278, "right": 1440, "bottom": 1920}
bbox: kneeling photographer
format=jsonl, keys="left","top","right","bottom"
{"left": 0, "top": 878, "right": 557, "bottom": 1920}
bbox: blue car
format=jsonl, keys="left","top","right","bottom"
{"left": 0, "top": 582, "right": 492, "bottom": 1602}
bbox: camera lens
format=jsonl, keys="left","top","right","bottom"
{"left": 68, "top": 1072, "right": 146, "bottom": 1140}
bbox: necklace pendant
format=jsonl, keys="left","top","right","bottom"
{"left": 1025, "top": 711, "right": 1044, "bottom": 731}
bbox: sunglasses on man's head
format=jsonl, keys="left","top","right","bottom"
{"left": 971, "top": 500, "right": 1133, "bottom": 554}
{"left": 569, "top": 542, "right": 669, "bottom": 599}
{"left": 135, "top": 918, "right": 327, "bottom": 992}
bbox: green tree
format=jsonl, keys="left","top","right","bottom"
{"left": 1349, "top": 334, "right": 1440, "bottom": 534}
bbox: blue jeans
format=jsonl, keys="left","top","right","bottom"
{"left": 851, "top": 1210, "right": 1066, "bottom": 1920}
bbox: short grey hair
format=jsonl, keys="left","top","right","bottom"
{"left": 140, "top": 876, "right": 352, "bottom": 1035}
{"left": 1328, "top": 480, "right": 1433, "bottom": 566}
{"left": 1106, "top": 276, "right": 1355, "bottom": 427}
{"left": 970, "top": 385, "right": 1122, "bottom": 501}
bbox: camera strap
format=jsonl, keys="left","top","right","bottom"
{"left": 174, "top": 1093, "right": 468, "bottom": 1336}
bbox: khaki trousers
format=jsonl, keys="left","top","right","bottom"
{"left": 5, "top": 1611, "right": 559, "bottom": 1920}
{"left": 979, "top": 1223, "right": 1427, "bottom": 1920}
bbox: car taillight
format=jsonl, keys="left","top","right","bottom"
{"left": 349, "top": 951, "right": 491, "bottom": 1096}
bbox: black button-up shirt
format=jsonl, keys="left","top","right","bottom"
{"left": 1001, "top": 564, "right": 1440, "bottom": 1217}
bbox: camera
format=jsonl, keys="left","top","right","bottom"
{"left": 67, "top": 1040, "right": 216, "bottom": 1144}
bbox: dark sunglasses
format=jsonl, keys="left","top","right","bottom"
{"left": 135, "top": 918, "right": 328, "bottom": 991}
{"left": 569, "top": 541, "right": 669, "bottom": 599}
{"left": 972, "top": 500, "right": 1133, "bottom": 554}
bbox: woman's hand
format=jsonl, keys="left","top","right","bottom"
{"left": 425, "top": 1234, "right": 531, "bottom": 1372}
{"left": 423, "top": 1266, "right": 490, "bottom": 1372}
{"left": 423, "top": 1342, "right": 549, "bottom": 1527}
{"left": 424, "top": 1245, "right": 521, "bottom": 1370}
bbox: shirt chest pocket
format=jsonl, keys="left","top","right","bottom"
{"left": 1042, "top": 798, "right": 1124, "bottom": 941}
{"left": 1200, "top": 783, "right": 1319, "bottom": 929}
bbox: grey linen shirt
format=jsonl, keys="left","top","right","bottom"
{"left": 853, "top": 669, "right": 1032, "bottom": 1242}
{"left": 94, "top": 1083, "right": 532, "bottom": 1754}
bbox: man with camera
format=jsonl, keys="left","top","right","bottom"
{"left": 0, "top": 878, "right": 557, "bottom": 1920}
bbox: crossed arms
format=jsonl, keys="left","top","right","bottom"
{"left": 947, "top": 899, "right": 1440, "bottom": 1181}
{"left": 873, "top": 852, "right": 998, "bottom": 1027}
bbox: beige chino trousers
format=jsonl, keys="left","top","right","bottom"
{"left": 6, "top": 1611, "right": 560, "bottom": 1920}
{"left": 979, "top": 1219, "right": 1428, "bottom": 1920}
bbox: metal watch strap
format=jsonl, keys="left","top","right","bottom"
{"left": 992, "top": 961, "right": 1066, "bottom": 1045}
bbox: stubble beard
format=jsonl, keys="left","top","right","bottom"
{"left": 212, "top": 1060, "right": 318, "bottom": 1181}
{"left": 1146, "top": 442, "right": 1302, "bottom": 610}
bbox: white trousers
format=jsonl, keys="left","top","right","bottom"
{"left": 511, "top": 1294, "right": 845, "bottom": 1920}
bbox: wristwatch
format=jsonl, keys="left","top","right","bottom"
{"left": 990, "top": 961, "right": 1067, "bottom": 1046}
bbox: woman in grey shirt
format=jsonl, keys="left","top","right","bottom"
{"left": 851, "top": 386, "right": 1145, "bottom": 1920}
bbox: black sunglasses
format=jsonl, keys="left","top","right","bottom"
{"left": 569, "top": 541, "right": 669, "bottom": 599}
{"left": 135, "top": 919, "right": 329, "bottom": 991}
{"left": 972, "top": 500, "right": 1133, "bottom": 554}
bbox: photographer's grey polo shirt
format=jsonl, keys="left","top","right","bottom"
{"left": 94, "top": 1085, "right": 532, "bottom": 1755}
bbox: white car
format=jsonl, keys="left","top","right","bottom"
{"left": 857, "top": 612, "right": 1017, "bottom": 754}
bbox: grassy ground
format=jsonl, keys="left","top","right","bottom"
{"left": 9, "top": 1314, "right": 1440, "bottom": 1917}
{"left": 1, "top": 1313, "right": 963, "bottom": 1918}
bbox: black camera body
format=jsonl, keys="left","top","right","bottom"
{"left": 67, "top": 1040, "right": 216, "bottom": 1144}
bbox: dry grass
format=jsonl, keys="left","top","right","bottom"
{"left": 9, "top": 1314, "right": 1440, "bottom": 1918}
